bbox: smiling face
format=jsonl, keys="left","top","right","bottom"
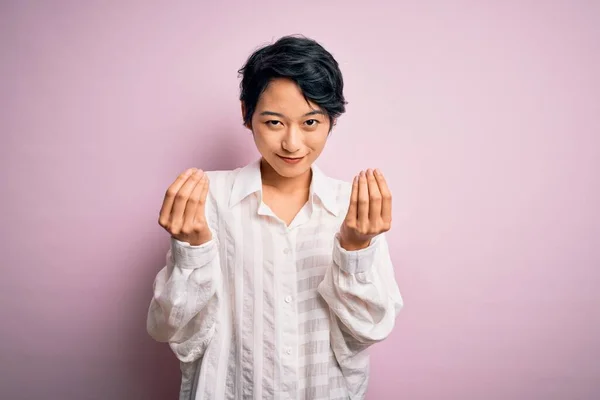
{"left": 243, "top": 78, "right": 332, "bottom": 179}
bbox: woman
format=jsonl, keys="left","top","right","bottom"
{"left": 147, "top": 35, "right": 403, "bottom": 400}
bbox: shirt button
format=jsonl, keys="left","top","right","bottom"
{"left": 283, "top": 248, "right": 291, "bottom": 255}
{"left": 285, "top": 295, "right": 292, "bottom": 303}
{"left": 285, "top": 348, "right": 292, "bottom": 355}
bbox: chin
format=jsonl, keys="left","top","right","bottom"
{"left": 275, "top": 165, "right": 307, "bottom": 178}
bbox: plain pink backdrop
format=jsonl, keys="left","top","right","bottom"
{"left": 1, "top": 1, "right": 599, "bottom": 399}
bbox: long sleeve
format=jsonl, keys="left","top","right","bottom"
{"left": 317, "top": 231, "right": 403, "bottom": 395}
{"left": 146, "top": 236, "right": 222, "bottom": 363}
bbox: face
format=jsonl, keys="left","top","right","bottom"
{"left": 243, "top": 78, "right": 332, "bottom": 179}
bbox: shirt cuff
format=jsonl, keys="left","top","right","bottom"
{"left": 333, "top": 232, "right": 381, "bottom": 274}
{"left": 170, "top": 237, "right": 218, "bottom": 269}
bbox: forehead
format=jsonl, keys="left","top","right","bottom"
{"left": 256, "top": 78, "right": 322, "bottom": 115}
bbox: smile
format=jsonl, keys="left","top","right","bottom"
{"left": 277, "top": 155, "right": 305, "bottom": 164}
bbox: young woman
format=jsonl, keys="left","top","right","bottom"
{"left": 147, "top": 35, "right": 403, "bottom": 400}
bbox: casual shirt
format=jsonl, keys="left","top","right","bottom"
{"left": 147, "top": 159, "right": 403, "bottom": 400}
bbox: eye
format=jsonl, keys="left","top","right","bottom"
{"left": 266, "top": 120, "right": 282, "bottom": 127}
{"left": 305, "top": 119, "right": 320, "bottom": 127}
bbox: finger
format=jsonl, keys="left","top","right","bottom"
{"left": 194, "top": 174, "right": 210, "bottom": 223}
{"left": 182, "top": 175, "right": 206, "bottom": 232}
{"left": 358, "top": 170, "right": 369, "bottom": 228}
{"left": 367, "top": 169, "right": 382, "bottom": 222}
{"left": 345, "top": 174, "right": 359, "bottom": 224}
{"left": 159, "top": 168, "right": 196, "bottom": 225}
{"left": 170, "top": 169, "right": 204, "bottom": 230}
{"left": 375, "top": 169, "right": 392, "bottom": 224}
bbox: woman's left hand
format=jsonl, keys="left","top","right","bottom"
{"left": 339, "top": 169, "right": 393, "bottom": 251}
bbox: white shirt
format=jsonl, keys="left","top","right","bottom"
{"left": 147, "top": 159, "right": 403, "bottom": 400}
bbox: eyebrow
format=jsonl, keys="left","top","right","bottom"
{"left": 259, "top": 110, "right": 326, "bottom": 118}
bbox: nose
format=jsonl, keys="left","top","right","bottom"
{"left": 282, "top": 125, "right": 301, "bottom": 154}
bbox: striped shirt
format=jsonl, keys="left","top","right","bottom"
{"left": 147, "top": 159, "right": 403, "bottom": 400}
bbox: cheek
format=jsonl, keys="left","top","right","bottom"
{"left": 252, "top": 128, "right": 275, "bottom": 149}
{"left": 307, "top": 130, "right": 329, "bottom": 149}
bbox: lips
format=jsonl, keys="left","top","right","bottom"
{"left": 277, "top": 155, "right": 304, "bottom": 164}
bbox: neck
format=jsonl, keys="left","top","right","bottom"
{"left": 260, "top": 158, "right": 312, "bottom": 195}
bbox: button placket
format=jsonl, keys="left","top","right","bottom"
{"left": 283, "top": 237, "right": 294, "bottom": 308}
{"left": 279, "top": 230, "right": 298, "bottom": 392}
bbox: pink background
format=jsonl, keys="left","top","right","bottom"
{"left": 2, "top": 1, "right": 599, "bottom": 399}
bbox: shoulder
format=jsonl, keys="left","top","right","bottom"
{"left": 321, "top": 175, "right": 353, "bottom": 217}
{"left": 203, "top": 168, "right": 240, "bottom": 205}
{"left": 328, "top": 176, "right": 352, "bottom": 197}
{"left": 200, "top": 168, "right": 242, "bottom": 231}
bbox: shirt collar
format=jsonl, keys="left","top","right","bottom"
{"left": 228, "top": 158, "right": 339, "bottom": 216}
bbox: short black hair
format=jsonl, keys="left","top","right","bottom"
{"left": 238, "top": 35, "right": 347, "bottom": 131}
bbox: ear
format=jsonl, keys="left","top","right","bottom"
{"left": 241, "top": 101, "right": 251, "bottom": 130}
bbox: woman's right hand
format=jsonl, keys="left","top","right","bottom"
{"left": 158, "top": 168, "right": 212, "bottom": 246}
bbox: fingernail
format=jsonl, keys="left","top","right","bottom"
{"left": 360, "top": 170, "right": 366, "bottom": 177}
{"left": 374, "top": 168, "right": 381, "bottom": 176}
{"left": 367, "top": 169, "right": 374, "bottom": 177}
{"left": 195, "top": 169, "right": 203, "bottom": 176}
